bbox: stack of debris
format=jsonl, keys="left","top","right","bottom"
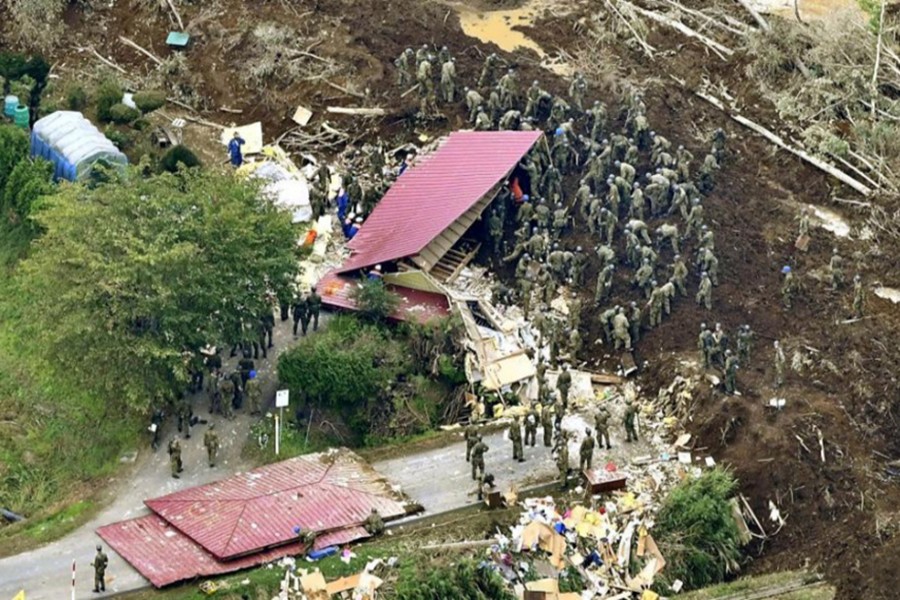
{"left": 474, "top": 403, "right": 736, "bottom": 599}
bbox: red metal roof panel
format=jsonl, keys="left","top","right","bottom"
{"left": 97, "top": 515, "right": 369, "bottom": 588}
{"left": 317, "top": 271, "right": 451, "bottom": 324}
{"left": 338, "top": 130, "right": 541, "bottom": 273}
{"left": 144, "top": 449, "right": 407, "bottom": 560}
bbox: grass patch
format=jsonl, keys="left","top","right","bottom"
{"left": 0, "top": 223, "right": 142, "bottom": 555}
{"left": 679, "top": 571, "right": 834, "bottom": 600}
{"left": 241, "top": 412, "right": 341, "bottom": 465}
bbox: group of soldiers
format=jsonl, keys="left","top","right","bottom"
{"left": 291, "top": 287, "right": 322, "bottom": 337}
{"left": 785, "top": 207, "right": 867, "bottom": 317}
{"left": 697, "top": 322, "right": 754, "bottom": 394}
{"left": 164, "top": 423, "right": 221, "bottom": 479}
{"left": 465, "top": 364, "right": 641, "bottom": 491}
{"left": 469, "top": 72, "right": 728, "bottom": 365}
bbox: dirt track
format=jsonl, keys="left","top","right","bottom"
{"left": 5, "top": 0, "right": 900, "bottom": 596}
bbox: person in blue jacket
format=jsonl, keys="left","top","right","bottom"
{"left": 228, "top": 132, "right": 246, "bottom": 167}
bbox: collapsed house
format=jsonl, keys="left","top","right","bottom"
{"left": 318, "top": 130, "right": 542, "bottom": 391}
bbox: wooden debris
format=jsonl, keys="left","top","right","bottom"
{"left": 623, "top": 1, "right": 733, "bottom": 60}
{"left": 733, "top": 0, "right": 771, "bottom": 32}
{"left": 690, "top": 87, "right": 873, "bottom": 196}
{"left": 588, "top": 371, "right": 625, "bottom": 385}
{"left": 80, "top": 46, "right": 128, "bottom": 74}
{"left": 324, "top": 80, "right": 365, "bottom": 99}
{"left": 326, "top": 106, "right": 386, "bottom": 117}
{"left": 606, "top": 0, "right": 656, "bottom": 58}
{"left": 219, "top": 106, "right": 243, "bottom": 114}
{"left": 165, "top": 0, "right": 185, "bottom": 31}
{"left": 119, "top": 36, "right": 164, "bottom": 66}
{"left": 400, "top": 84, "right": 421, "bottom": 98}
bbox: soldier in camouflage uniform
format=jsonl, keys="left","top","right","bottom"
{"left": 509, "top": 416, "right": 525, "bottom": 462}
{"left": 579, "top": 428, "right": 595, "bottom": 471}
{"left": 623, "top": 399, "right": 639, "bottom": 442}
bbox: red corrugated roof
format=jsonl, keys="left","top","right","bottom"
{"left": 143, "top": 449, "right": 407, "bottom": 560}
{"left": 338, "top": 130, "right": 541, "bottom": 274}
{"left": 316, "top": 271, "right": 451, "bottom": 324}
{"left": 97, "top": 515, "right": 368, "bottom": 588}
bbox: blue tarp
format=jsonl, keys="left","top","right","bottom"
{"left": 30, "top": 111, "right": 128, "bottom": 181}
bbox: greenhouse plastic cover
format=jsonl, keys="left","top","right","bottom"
{"left": 30, "top": 111, "right": 128, "bottom": 181}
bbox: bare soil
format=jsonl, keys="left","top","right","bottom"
{"left": 4, "top": 0, "right": 900, "bottom": 597}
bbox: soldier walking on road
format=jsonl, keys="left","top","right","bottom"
{"left": 246, "top": 371, "right": 262, "bottom": 415}
{"left": 168, "top": 438, "right": 183, "bottom": 479}
{"left": 594, "top": 407, "right": 612, "bottom": 449}
{"left": 524, "top": 404, "right": 538, "bottom": 447}
{"left": 308, "top": 288, "right": 322, "bottom": 331}
{"left": 541, "top": 402, "right": 553, "bottom": 447}
{"left": 556, "top": 364, "right": 572, "bottom": 408}
{"left": 471, "top": 435, "right": 488, "bottom": 480}
{"left": 204, "top": 424, "right": 219, "bottom": 468}
{"left": 292, "top": 297, "right": 309, "bottom": 337}
{"left": 509, "top": 416, "right": 525, "bottom": 462}
{"left": 579, "top": 428, "right": 595, "bottom": 471}
{"left": 92, "top": 544, "right": 108, "bottom": 593}
{"left": 623, "top": 399, "right": 638, "bottom": 442}
{"left": 465, "top": 423, "right": 478, "bottom": 461}
{"left": 219, "top": 375, "right": 235, "bottom": 419}
{"left": 774, "top": 340, "right": 786, "bottom": 388}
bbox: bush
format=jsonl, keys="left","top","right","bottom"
{"left": 160, "top": 145, "right": 202, "bottom": 173}
{"left": 0, "top": 125, "right": 30, "bottom": 192}
{"left": 133, "top": 90, "right": 166, "bottom": 113}
{"left": 277, "top": 315, "right": 408, "bottom": 411}
{"left": 95, "top": 80, "right": 124, "bottom": 123}
{"left": 107, "top": 103, "right": 140, "bottom": 125}
{"left": 1, "top": 157, "right": 53, "bottom": 227}
{"left": 394, "top": 559, "right": 516, "bottom": 600}
{"left": 103, "top": 128, "right": 133, "bottom": 151}
{"left": 655, "top": 468, "right": 743, "bottom": 590}
{"left": 350, "top": 278, "right": 400, "bottom": 322}
{"left": 66, "top": 85, "right": 88, "bottom": 111}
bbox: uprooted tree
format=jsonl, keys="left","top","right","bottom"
{"left": 17, "top": 168, "right": 299, "bottom": 412}
{"left": 654, "top": 468, "right": 743, "bottom": 590}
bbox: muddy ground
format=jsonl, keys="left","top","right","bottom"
{"left": 4, "top": 0, "right": 900, "bottom": 597}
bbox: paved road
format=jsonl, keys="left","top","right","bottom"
{"left": 0, "top": 313, "right": 320, "bottom": 600}
{"left": 374, "top": 412, "right": 653, "bottom": 515}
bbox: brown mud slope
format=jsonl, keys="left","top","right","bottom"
{"left": 3, "top": 0, "right": 900, "bottom": 597}
{"left": 527, "top": 9, "right": 900, "bottom": 599}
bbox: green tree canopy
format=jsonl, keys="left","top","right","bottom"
{"left": 17, "top": 168, "right": 299, "bottom": 411}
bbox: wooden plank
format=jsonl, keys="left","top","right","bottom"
{"left": 587, "top": 371, "right": 625, "bottom": 385}
{"left": 447, "top": 243, "right": 481, "bottom": 283}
